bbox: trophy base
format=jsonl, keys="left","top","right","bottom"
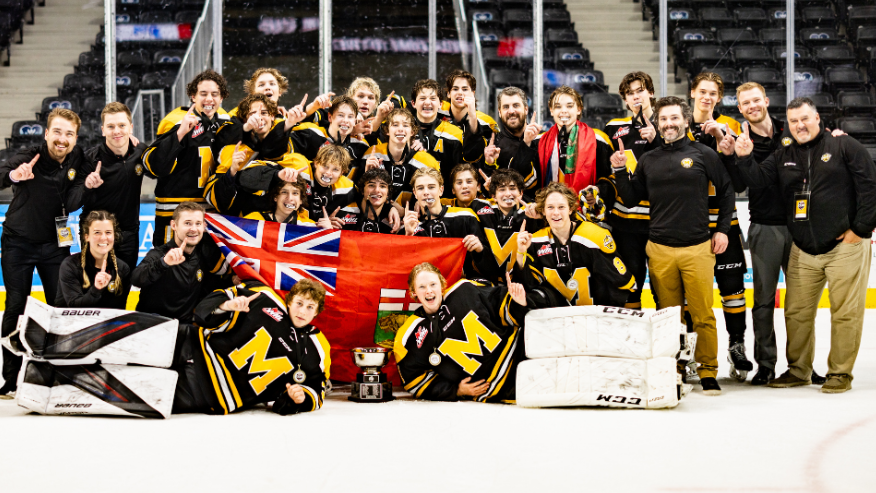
{"left": 348, "top": 381, "right": 395, "bottom": 403}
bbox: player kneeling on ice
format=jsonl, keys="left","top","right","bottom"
{"left": 177, "top": 279, "right": 331, "bottom": 415}
{"left": 394, "top": 262, "right": 552, "bottom": 403}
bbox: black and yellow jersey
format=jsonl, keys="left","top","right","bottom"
{"left": 243, "top": 209, "right": 316, "bottom": 226}
{"left": 393, "top": 279, "right": 529, "bottom": 403}
{"left": 603, "top": 115, "right": 659, "bottom": 233}
{"left": 337, "top": 200, "right": 396, "bottom": 233}
{"left": 305, "top": 173, "right": 356, "bottom": 222}
{"left": 688, "top": 112, "right": 743, "bottom": 230}
{"left": 142, "top": 105, "right": 230, "bottom": 218}
{"left": 364, "top": 143, "right": 440, "bottom": 206}
{"left": 208, "top": 157, "right": 313, "bottom": 217}
{"left": 410, "top": 205, "right": 486, "bottom": 278}
{"left": 516, "top": 221, "right": 636, "bottom": 307}
{"left": 415, "top": 117, "right": 469, "bottom": 197}
{"left": 473, "top": 199, "right": 542, "bottom": 284}
{"left": 438, "top": 100, "right": 499, "bottom": 168}
{"left": 192, "top": 281, "right": 330, "bottom": 415}
{"left": 489, "top": 126, "right": 540, "bottom": 198}
{"left": 288, "top": 122, "right": 330, "bottom": 160}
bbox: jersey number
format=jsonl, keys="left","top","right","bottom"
{"left": 229, "top": 327, "right": 294, "bottom": 395}
{"left": 544, "top": 267, "right": 594, "bottom": 306}
{"left": 485, "top": 229, "right": 519, "bottom": 273}
{"left": 198, "top": 146, "right": 214, "bottom": 188}
{"left": 438, "top": 312, "right": 501, "bottom": 375}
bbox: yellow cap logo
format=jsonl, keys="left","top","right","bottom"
{"left": 680, "top": 158, "right": 693, "bottom": 168}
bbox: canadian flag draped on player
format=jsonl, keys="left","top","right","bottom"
{"left": 205, "top": 213, "right": 466, "bottom": 381}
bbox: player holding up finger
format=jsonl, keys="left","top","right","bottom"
{"left": 394, "top": 263, "right": 552, "bottom": 403}
{"left": 438, "top": 70, "right": 498, "bottom": 171}
{"left": 335, "top": 169, "right": 400, "bottom": 234}
{"left": 176, "top": 279, "right": 330, "bottom": 415}
{"left": 143, "top": 70, "right": 231, "bottom": 246}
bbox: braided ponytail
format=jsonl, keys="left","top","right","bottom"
{"left": 108, "top": 250, "right": 122, "bottom": 295}
{"left": 81, "top": 243, "right": 91, "bottom": 290}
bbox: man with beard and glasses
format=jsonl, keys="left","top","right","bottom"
{"left": 613, "top": 96, "right": 735, "bottom": 396}
{"left": 0, "top": 108, "right": 87, "bottom": 397}
{"left": 143, "top": 70, "right": 230, "bottom": 247}
{"left": 132, "top": 202, "right": 230, "bottom": 324}
{"left": 483, "top": 87, "right": 540, "bottom": 198}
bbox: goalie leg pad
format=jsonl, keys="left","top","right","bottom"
{"left": 19, "top": 297, "right": 178, "bottom": 367}
{"left": 516, "top": 356, "right": 680, "bottom": 409}
{"left": 524, "top": 305, "right": 682, "bottom": 359}
{"left": 16, "top": 359, "right": 177, "bottom": 418}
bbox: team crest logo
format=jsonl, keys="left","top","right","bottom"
{"left": 537, "top": 244, "right": 553, "bottom": 256}
{"left": 342, "top": 214, "right": 357, "bottom": 224}
{"left": 603, "top": 235, "right": 615, "bottom": 251}
{"left": 134, "top": 163, "right": 143, "bottom": 176}
{"left": 680, "top": 158, "right": 693, "bottom": 168}
{"left": 797, "top": 201, "right": 805, "bottom": 211}
{"left": 614, "top": 257, "right": 627, "bottom": 275}
{"left": 477, "top": 206, "right": 494, "bottom": 215}
{"left": 821, "top": 153, "right": 831, "bottom": 162}
{"left": 415, "top": 326, "right": 428, "bottom": 348}
{"left": 67, "top": 168, "right": 76, "bottom": 180}
{"left": 613, "top": 126, "right": 630, "bottom": 140}
{"left": 196, "top": 269, "right": 203, "bottom": 282}
{"left": 782, "top": 137, "right": 792, "bottom": 146}
{"left": 262, "top": 307, "right": 284, "bottom": 322}
{"left": 192, "top": 123, "right": 204, "bottom": 138}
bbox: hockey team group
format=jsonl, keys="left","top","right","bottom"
{"left": 0, "top": 63, "right": 873, "bottom": 418}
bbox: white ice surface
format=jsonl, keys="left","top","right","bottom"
{"left": 2, "top": 308, "right": 876, "bottom": 493}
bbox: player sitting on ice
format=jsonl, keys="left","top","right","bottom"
{"left": 174, "top": 279, "right": 331, "bottom": 415}
{"left": 394, "top": 262, "right": 553, "bottom": 403}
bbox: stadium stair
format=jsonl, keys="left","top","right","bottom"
{"left": 566, "top": 0, "right": 686, "bottom": 99}
{"left": 0, "top": 0, "right": 102, "bottom": 150}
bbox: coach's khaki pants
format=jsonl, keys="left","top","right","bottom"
{"left": 646, "top": 240, "right": 718, "bottom": 378}
{"left": 784, "top": 240, "right": 870, "bottom": 380}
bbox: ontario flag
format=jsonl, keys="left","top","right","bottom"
{"left": 205, "top": 213, "right": 466, "bottom": 381}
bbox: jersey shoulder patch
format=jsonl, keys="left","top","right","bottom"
{"left": 445, "top": 206, "right": 479, "bottom": 220}
{"left": 573, "top": 221, "right": 617, "bottom": 253}
{"left": 593, "top": 128, "right": 614, "bottom": 149}
{"left": 411, "top": 151, "right": 441, "bottom": 170}
{"left": 435, "top": 121, "right": 464, "bottom": 141}
{"left": 156, "top": 107, "right": 189, "bottom": 135}
{"left": 605, "top": 117, "right": 633, "bottom": 126}
{"left": 393, "top": 315, "right": 425, "bottom": 361}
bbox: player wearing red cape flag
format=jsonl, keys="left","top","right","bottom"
{"left": 203, "top": 212, "right": 466, "bottom": 381}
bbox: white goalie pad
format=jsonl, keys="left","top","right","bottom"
{"left": 524, "top": 305, "right": 682, "bottom": 360}
{"left": 18, "top": 297, "right": 178, "bottom": 368}
{"left": 16, "top": 359, "right": 177, "bottom": 419}
{"left": 516, "top": 356, "right": 679, "bottom": 409}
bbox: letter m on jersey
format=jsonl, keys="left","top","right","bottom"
{"left": 438, "top": 312, "right": 501, "bottom": 375}
{"left": 229, "top": 328, "right": 294, "bottom": 394}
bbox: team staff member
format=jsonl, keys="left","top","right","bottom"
{"left": 439, "top": 70, "right": 498, "bottom": 168}
{"left": 56, "top": 211, "right": 132, "bottom": 309}
{"left": 180, "top": 279, "right": 330, "bottom": 415}
{"left": 687, "top": 72, "right": 752, "bottom": 381}
{"left": 132, "top": 202, "right": 230, "bottom": 324}
{"left": 394, "top": 263, "right": 537, "bottom": 403}
{"left": 0, "top": 107, "right": 86, "bottom": 397}
{"left": 735, "top": 97, "right": 876, "bottom": 394}
{"left": 515, "top": 182, "right": 636, "bottom": 308}
{"left": 143, "top": 69, "right": 230, "bottom": 246}
{"left": 485, "top": 87, "right": 540, "bottom": 197}
{"left": 536, "top": 86, "right": 615, "bottom": 196}
{"left": 731, "top": 83, "right": 821, "bottom": 386}
{"left": 613, "top": 96, "right": 735, "bottom": 396}
{"left": 602, "top": 71, "right": 659, "bottom": 310}
{"left": 80, "top": 102, "right": 147, "bottom": 269}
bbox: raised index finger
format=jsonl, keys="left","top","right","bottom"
{"left": 28, "top": 153, "right": 40, "bottom": 166}
{"left": 247, "top": 292, "right": 261, "bottom": 301}
{"left": 100, "top": 257, "right": 107, "bottom": 272}
{"left": 300, "top": 94, "right": 309, "bottom": 107}
{"left": 479, "top": 168, "right": 489, "bottom": 180}
{"left": 330, "top": 207, "right": 340, "bottom": 218}
{"left": 520, "top": 219, "right": 527, "bottom": 232}
{"left": 95, "top": 161, "right": 101, "bottom": 175}
{"left": 385, "top": 90, "right": 395, "bottom": 102}
{"left": 617, "top": 139, "right": 625, "bottom": 152}
{"left": 489, "top": 133, "right": 495, "bottom": 146}
{"left": 742, "top": 121, "right": 750, "bottom": 137}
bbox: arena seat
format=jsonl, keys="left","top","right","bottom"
{"left": 766, "top": 7, "right": 788, "bottom": 27}
{"left": 59, "top": 73, "right": 103, "bottom": 98}
{"left": 743, "top": 67, "right": 785, "bottom": 89}
{"left": 800, "top": 7, "right": 837, "bottom": 29}
{"left": 759, "top": 28, "right": 788, "bottom": 47}
{"left": 36, "top": 96, "right": 80, "bottom": 122}
{"left": 152, "top": 49, "right": 184, "bottom": 70}
{"left": 837, "top": 91, "right": 876, "bottom": 116}
{"left": 733, "top": 8, "right": 769, "bottom": 29}
{"left": 477, "top": 27, "right": 503, "bottom": 47}
{"left": 542, "top": 9, "right": 571, "bottom": 28}
{"left": 564, "top": 69, "right": 606, "bottom": 94}
{"left": 716, "top": 28, "right": 757, "bottom": 46}
{"left": 824, "top": 67, "right": 868, "bottom": 93}
{"left": 813, "top": 45, "right": 858, "bottom": 70}
{"left": 836, "top": 116, "right": 876, "bottom": 143}
{"left": 699, "top": 8, "right": 736, "bottom": 29}
{"left": 501, "top": 9, "right": 531, "bottom": 29}
{"left": 810, "top": 92, "right": 838, "bottom": 126}
{"left": 849, "top": 7, "right": 876, "bottom": 40}
{"left": 7, "top": 120, "right": 43, "bottom": 149}
{"left": 733, "top": 44, "right": 773, "bottom": 66}
{"left": 468, "top": 7, "right": 500, "bottom": 27}
{"left": 552, "top": 46, "right": 592, "bottom": 70}
{"left": 138, "top": 11, "right": 173, "bottom": 24}
{"left": 173, "top": 10, "right": 200, "bottom": 24}
{"left": 545, "top": 28, "right": 578, "bottom": 48}
{"left": 772, "top": 46, "right": 812, "bottom": 68}
{"left": 582, "top": 93, "right": 624, "bottom": 119}
{"left": 854, "top": 26, "right": 876, "bottom": 59}
{"left": 799, "top": 28, "right": 844, "bottom": 48}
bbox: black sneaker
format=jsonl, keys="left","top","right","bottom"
{"left": 700, "top": 377, "right": 722, "bottom": 396}
{"left": 0, "top": 380, "right": 16, "bottom": 400}
{"left": 751, "top": 367, "right": 775, "bottom": 386}
{"left": 811, "top": 371, "right": 827, "bottom": 385}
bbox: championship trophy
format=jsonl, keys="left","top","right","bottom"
{"left": 349, "top": 347, "right": 395, "bottom": 403}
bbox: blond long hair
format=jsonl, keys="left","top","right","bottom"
{"left": 80, "top": 210, "right": 123, "bottom": 295}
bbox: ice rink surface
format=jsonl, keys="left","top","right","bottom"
{"left": 2, "top": 308, "right": 875, "bottom": 493}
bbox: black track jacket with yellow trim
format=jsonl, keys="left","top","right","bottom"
{"left": 603, "top": 115, "right": 659, "bottom": 233}
{"left": 689, "top": 112, "right": 746, "bottom": 229}
{"left": 414, "top": 117, "right": 478, "bottom": 197}
{"left": 393, "top": 279, "right": 531, "bottom": 403}
{"left": 515, "top": 221, "right": 636, "bottom": 307}
{"left": 193, "top": 281, "right": 330, "bottom": 415}
{"left": 142, "top": 106, "right": 230, "bottom": 218}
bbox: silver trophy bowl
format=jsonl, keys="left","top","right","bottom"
{"left": 351, "top": 347, "right": 391, "bottom": 373}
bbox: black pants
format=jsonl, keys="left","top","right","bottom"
{"left": 171, "top": 324, "right": 213, "bottom": 414}
{"left": 1, "top": 233, "right": 69, "bottom": 386}
{"left": 115, "top": 229, "right": 140, "bottom": 270}
{"left": 153, "top": 215, "right": 172, "bottom": 249}
{"left": 613, "top": 228, "right": 650, "bottom": 309}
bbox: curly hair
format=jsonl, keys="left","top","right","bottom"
{"left": 236, "top": 93, "right": 278, "bottom": 121}
{"left": 358, "top": 168, "right": 393, "bottom": 201}
{"left": 407, "top": 262, "right": 447, "bottom": 298}
{"left": 411, "top": 79, "right": 442, "bottom": 103}
{"left": 618, "top": 71, "right": 656, "bottom": 112}
{"left": 80, "top": 210, "right": 123, "bottom": 296}
{"left": 535, "top": 182, "right": 577, "bottom": 216}
{"left": 653, "top": 96, "right": 693, "bottom": 127}
{"left": 381, "top": 107, "right": 420, "bottom": 144}
{"left": 284, "top": 279, "right": 327, "bottom": 315}
{"left": 185, "top": 69, "right": 230, "bottom": 100}
{"left": 270, "top": 176, "right": 308, "bottom": 210}
{"left": 488, "top": 168, "right": 524, "bottom": 196}
{"left": 243, "top": 68, "right": 289, "bottom": 96}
